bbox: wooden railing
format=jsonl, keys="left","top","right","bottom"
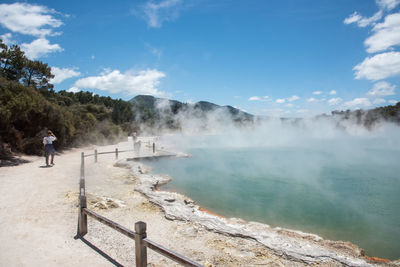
{"left": 77, "top": 144, "right": 203, "bottom": 267}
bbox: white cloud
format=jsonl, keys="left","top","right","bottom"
{"left": 287, "top": 95, "right": 299, "bottom": 102}
{"left": 141, "top": 0, "right": 183, "bottom": 28}
{"left": 373, "top": 98, "right": 386, "bottom": 104}
{"left": 343, "top": 98, "right": 372, "bottom": 108}
{"left": 0, "top": 3, "right": 64, "bottom": 59}
{"left": 0, "top": 33, "right": 15, "bottom": 45}
{"left": 353, "top": 51, "right": 400, "bottom": 80}
{"left": 248, "top": 96, "right": 269, "bottom": 101}
{"left": 67, "top": 87, "right": 80, "bottom": 93}
{"left": 376, "top": 0, "right": 400, "bottom": 10}
{"left": 248, "top": 96, "right": 262, "bottom": 101}
{"left": 344, "top": 12, "right": 362, "bottom": 24}
{"left": 276, "top": 99, "right": 285, "bottom": 104}
{"left": 312, "top": 91, "right": 322, "bottom": 95}
{"left": 0, "top": 3, "right": 62, "bottom": 37}
{"left": 285, "top": 103, "right": 294, "bottom": 107}
{"left": 329, "top": 90, "right": 337, "bottom": 95}
{"left": 307, "top": 97, "right": 318, "bottom": 102}
{"left": 343, "top": 0, "right": 400, "bottom": 28}
{"left": 365, "top": 13, "right": 400, "bottom": 53}
{"left": 368, "top": 81, "right": 396, "bottom": 96}
{"left": 328, "top": 97, "right": 342, "bottom": 106}
{"left": 21, "top": 38, "right": 63, "bottom": 59}
{"left": 388, "top": 99, "right": 398, "bottom": 104}
{"left": 344, "top": 11, "right": 383, "bottom": 28}
{"left": 73, "top": 69, "right": 166, "bottom": 96}
{"left": 50, "top": 67, "right": 81, "bottom": 84}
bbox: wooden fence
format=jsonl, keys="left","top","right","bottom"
{"left": 77, "top": 143, "right": 203, "bottom": 267}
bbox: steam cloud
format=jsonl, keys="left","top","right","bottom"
{"left": 143, "top": 102, "right": 400, "bottom": 260}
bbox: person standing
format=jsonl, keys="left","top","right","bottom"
{"left": 43, "top": 130, "right": 57, "bottom": 167}
{"left": 134, "top": 140, "right": 141, "bottom": 157}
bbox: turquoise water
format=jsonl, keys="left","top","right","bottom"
{"left": 148, "top": 138, "right": 400, "bottom": 260}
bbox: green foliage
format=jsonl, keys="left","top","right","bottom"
{"left": 0, "top": 42, "right": 25, "bottom": 81}
{"left": 0, "top": 76, "right": 67, "bottom": 154}
{"left": 0, "top": 40, "right": 133, "bottom": 157}
{"left": 331, "top": 102, "right": 400, "bottom": 128}
{"left": 0, "top": 74, "right": 131, "bottom": 155}
{"left": 112, "top": 99, "right": 134, "bottom": 124}
{"left": 23, "top": 60, "right": 54, "bottom": 90}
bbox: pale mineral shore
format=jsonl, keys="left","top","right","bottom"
{"left": 0, "top": 137, "right": 397, "bottom": 267}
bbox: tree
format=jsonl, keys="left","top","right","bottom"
{"left": 111, "top": 99, "right": 134, "bottom": 124}
{"left": 22, "top": 60, "right": 54, "bottom": 91}
{"left": 0, "top": 40, "right": 54, "bottom": 92}
{"left": 0, "top": 42, "right": 26, "bottom": 81}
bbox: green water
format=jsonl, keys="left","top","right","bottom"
{"left": 148, "top": 141, "right": 400, "bottom": 260}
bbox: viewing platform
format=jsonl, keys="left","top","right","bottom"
{"left": 127, "top": 151, "right": 177, "bottom": 161}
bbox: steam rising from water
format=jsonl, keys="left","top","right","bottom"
{"left": 148, "top": 114, "right": 400, "bottom": 260}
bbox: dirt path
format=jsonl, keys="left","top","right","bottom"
{"left": 0, "top": 146, "right": 111, "bottom": 266}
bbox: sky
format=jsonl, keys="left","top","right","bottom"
{"left": 0, "top": 0, "right": 399, "bottom": 117}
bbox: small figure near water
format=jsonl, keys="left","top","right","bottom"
{"left": 43, "top": 130, "right": 57, "bottom": 167}
{"left": 134, "top": 140, "right": 141, "bottom": 157}
{"left": 133, "top": 131, "right": 137, "bottom": 142}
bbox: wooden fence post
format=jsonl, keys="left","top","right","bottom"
{"left": 94, "top": 149, "right": 97, "bottom": 163}
{"left": 135, "top": 221, "right": 147, "bottom": 267}
{"left": 78, "top": 151, "right": 87, "bottom": 236}
{"left": 80, "top": 152, "right": 85, "bottom": 178}
{"left": 115, "top": 148, "right": 118, "bottom": 160}
{"left": 153, "top": 142, "right": 155, "bottom": 154}
{"left": 78, "top": 195, "right": 88, "bottom": 236}
{"left": 79, "top": 152, "right": 85, "bottom": 195}
{"left": 79, "top": 178, "right": 85, "bottom": 196}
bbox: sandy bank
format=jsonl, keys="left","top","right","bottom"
{"left": 0, "top": 138, "right": 397, "bottom": 266}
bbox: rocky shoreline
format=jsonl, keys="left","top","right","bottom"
{"left": 117, "top": 157, "right": 398, "bottom": 267}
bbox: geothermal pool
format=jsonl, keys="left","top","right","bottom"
{"left": 148, "top": 132, "right": 400, "bottom": 260}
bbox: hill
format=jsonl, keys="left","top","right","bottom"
{"left": 129, "top": 95, "right": 254, "bottom": 132}
{"left": 330, "top": 103, "right": 400, "bottom": 128}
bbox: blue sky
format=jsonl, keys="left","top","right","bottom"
{"left": 1, "top": 0, "right": 399, "bottom": 117}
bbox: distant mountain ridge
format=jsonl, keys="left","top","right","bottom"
{"left": 129, "top": 95, "right": 400, "bottom": 131}
{"left": 129, "top": 95, "right": 254, "bottom": 120}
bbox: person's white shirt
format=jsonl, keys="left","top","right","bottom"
{"left": 43, "top": 136, "right": 56, "bottom": 145}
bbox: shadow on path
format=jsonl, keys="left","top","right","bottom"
{"left": 0, "top": 157, "right": 30, "bottom": 167}
{"left": 39, "top": 165, "right": 52, "bottom": 168}
{"left": 74, "top": 235, "right": 124, "bottom": 267}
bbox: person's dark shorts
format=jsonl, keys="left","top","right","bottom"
{"left": 44, "top": 144, "right": 56, "bottom": 156}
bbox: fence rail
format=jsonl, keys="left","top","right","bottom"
{"left": 83, "top": 208, "right": 136, "bottom": 239}
{"left": 143, "top": 239, "right": 202, "bottom": 267}
{"left": 77, "top": 140, "right": 203, "bottom": 267}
